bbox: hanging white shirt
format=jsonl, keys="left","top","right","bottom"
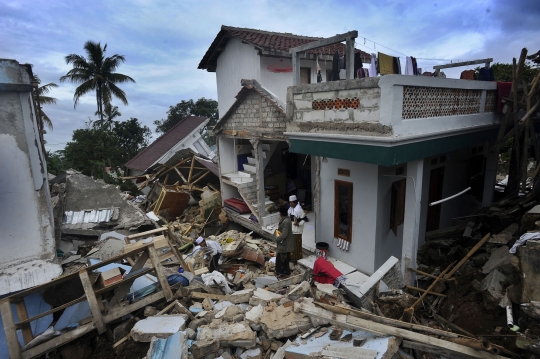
{"left": 369, "top": 53, "right": 377, "bottom": 77}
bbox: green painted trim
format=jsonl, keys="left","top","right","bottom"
{"left": 289, "top": 129, "right": 498, "bottom": 166}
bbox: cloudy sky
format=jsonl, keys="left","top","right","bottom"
{"left": 2, "top": 0, "right": 539, "bottom": 153}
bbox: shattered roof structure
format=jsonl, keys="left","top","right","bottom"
{"left": 198, "top": 25, "right": 371, "bottom": 72}
{"left": 125, "top": 116, "right": 208, "bottom": 171}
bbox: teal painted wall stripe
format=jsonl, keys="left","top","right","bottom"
{"left": 289, "top": 129, "right": 498, "bottom": 166}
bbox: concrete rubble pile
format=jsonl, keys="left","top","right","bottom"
{"left": 388, "top": 190, "right": 540, "bottom": 357}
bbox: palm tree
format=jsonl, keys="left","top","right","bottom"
{"left": 60, "top": 40, "right": 135, "bottom": 122}
{"left": 33, "top": 75, "right": 58, "bottom": 130}
{"left": 94, "top": 103, "right": 121, "bottom": 131}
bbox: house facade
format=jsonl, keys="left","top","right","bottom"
{"left": 286, "top": 75, "right": 499, "bottom": 276}
{"left": 200, "top": 26, "right": 500, "bottom": 278}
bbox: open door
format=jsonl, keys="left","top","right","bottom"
{"left": 426, "top": 166, "right": 445, "bottom": 232}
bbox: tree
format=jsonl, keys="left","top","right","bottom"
{"left": 45, "top": 150, "right": 66, "bottom": 176}
{"left": 33, "top": 75, "right": 58, "bottom": 131}
{"left": 94, "top": 103, "right": 121, "bottom": 131}
{"left": 63, "top": 118, "right": 150, "bottom": 178}
{"left": 154, "top": 98, "right": 218, "bottom": 134}
{"left": 60, "top": 41, "right": 135, "bottom": 122}
{"left": 474, "top": 62, "right": 539, "bottom": 83}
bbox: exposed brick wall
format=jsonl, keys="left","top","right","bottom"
{"left": 221, "top": 92, "right": 286, "bottom": 135}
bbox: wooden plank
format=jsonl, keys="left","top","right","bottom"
{"left": 93, "top": 268, "right": 154, "bottom": 296}
{"left": 174, "top": 301, "right": 195, "bottom": 320}
{"left": 267, "top": 271, "right": 305, "bottom": 290}
{"left": 187, "top": 155, "right": 196, "bottom": 183}
{"left": 221, "top": 130, "right": 249, "bottom": 137}
{"left": 405, "top": 285, "right": 447, "bottom": 297}
{"left": 112, "top": 335, "right": 129, "bottom": 349}
{"left": 148, "top": 244, "right": 173, "bottom": 301}
{"left": 408, "top": 261, "right": 454, "bottom": 310}
{"left": 295, "top": 302, "right": 506, "bottom": 359}
{"left": 16, "top": 296, "right": 87, "bottom": 328}
{"left": 123, "top": 235, "right": 168, "bottom": 253}
{"left": 316, "top": 303, "right": 461, "bottom": 339}
{"left": 130, "top": 251, "right": 150, "bottom": 272}
{"left": 191, "top": 170, "right": 211, "bottom": 186}
{"left": 125, "top": 227, "right": 168, "bottom": 241}
{"left": 289, "top": 31, "right": 358, "bottom": 53}
{"left": 433, "top": 58, "right": 493, "bottom": 70}
{"left": 14, "top": 301, "right": 34, "bottom": 344}
{"left": 445, "top": 233, "right": 491, "bottom": 279}
{"left": 173, "top": 166, "right": 187, "bottom": 183}
{"left": 0, "top": 299, "right": 21, "bottom": 359}
{"left": 20, "top": 322, "right": 95, "bottom": 359}
{"left": 103, "top": 291, "right": 164, "bottom": 322}
{"left": 167, "top": 227, "right": 190, "bottom": 272}
{"left": 402, "top": 340, "right": 469, "bottom": 359}
{"left": 78, "top": 270, "right": 107, "bottom": 334}
{"left": 191, "top": 292, "right": 228, "bottom": 301}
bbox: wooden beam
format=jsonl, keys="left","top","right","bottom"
{"left": 103, "top": 291, "right": 164, "bottom": 322}
{"left": 16, "top": 296, "right": 88, "bottom": 327}
{"left": 0, "top": 299, "right": 21, "bottom": 359}
{"left": 295, "top": 301, "right": 506, "bottom": 359}
{"left": 187, "top": 155, "right": 196, "bottom": 183}
{"left": 402, "top": 340, "right": 470, "bottom": 359}
{"left": 148, "top": 244, "right": 173, "bottom": 301}
{"left": 433, "top": 58, "right": 493, "bottom": 70}
{"left": 173, "top": 166, "right": 188, "bottom": 183}
{"left": 14, "top": 301, "right": 34, "bottom": 344}
{"left": 405, "top": 285, "right": 447, "bottom": 297}
{"left": 125, "top": 227, "right": 168, "bottom": 242}
{"left": 316, "top": 302, "right": 461, "bottom": 339}
{"left": 289, "top": 31, "right": 358, "bottom": 53}
{"left": 191, "top": 170, "right": 211, "bottom": 186}
{"left": 167, "top": 226, "right": 190, "bottom": 271}
{"left": 20, "top": 322, "right": 95, "bottom": 359}
{"left": 346, "top": 37, "right": 355, "bottom": 80}
{"left": 79, "top": 270, "right": 107, "bottom": 334}
{"left": 444, "top": 233, "right": 491, "bottom": 279}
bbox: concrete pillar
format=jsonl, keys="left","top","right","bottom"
{"left": 346, "top": 37, "right": 355, "bottom": 80}
{"left": 401, "top": 159, "right": 425, "bottom": 285}
{"left": 256, "top": 141, "right": 266, "bottom": 218}
{"left": 292, "top": 52, "right": 301, "bottom": 86}
{"left": 482, "top": 149, "right": 498, "bottom": 207}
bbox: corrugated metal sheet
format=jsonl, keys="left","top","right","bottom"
{"left": 62, "top": 208, "right": 119, "bottom": 230}
{"left": 147, "top": 148, "right": 193, "bottom": 172}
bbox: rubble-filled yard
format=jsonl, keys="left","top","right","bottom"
{"left": 3, "top": 165, "right": 540, "bottom": 359}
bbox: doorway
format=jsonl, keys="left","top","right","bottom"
{"left": 426, "top": 166, "right": 445, "bottom": 232}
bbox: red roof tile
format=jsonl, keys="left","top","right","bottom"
{"left": 124, "top": 116, "right": 207, "bottom": 171}
{"left": 199, "top": 26, "right": 370, "bottom": 72}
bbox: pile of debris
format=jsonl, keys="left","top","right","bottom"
{"left": 374, "top": 190, "right": 540, "bottom": 356}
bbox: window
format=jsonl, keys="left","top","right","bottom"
{"left": 300, "top": 67, "right": 311, "bottom": 84}
{"left": 334, "top": 180, "right": 353, "bottom": 242}
{"left": 390, "top": 179, "right": 406, "bottom": 236}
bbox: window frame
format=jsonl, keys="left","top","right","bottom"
{"left": 334, "top": 180, "right": 353, "bottom": 242}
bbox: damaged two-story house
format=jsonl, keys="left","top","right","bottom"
{"left": 200, "top": 26, "right": 501, "bottom": 277}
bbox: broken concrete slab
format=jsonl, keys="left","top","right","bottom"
{"left": 479, "top": 269, "right": 508, "bottom": 307}
{"left": 482, "top": 245, "right": 514, "bottom": 275}
{"left": 321, "top": 346, "right": 378, "bottom": 359}
{"left": 285, "top": 329, "right": 400, "bottom": 359}
{"left": 249, "top": 288, "right": 282, "bottom": 306}
{"left": 287, "top": 281, "right": 310, "bottom": 299}
{"left": 196, "top": 321, "right": 256, "bottom": 349}
{"left": 130, "top": 315, "right": 189, "bottom": 342}
{"left": 239, "top": 347, "right": 261, "bottom": 359}
{"left": 259, "top": 303, "right": 312, "bottom": 339}
{"left": 245, "top": 304, "right": 264, "bottom": 330}
{"left": 520, "top": 205, "right": 540, "bottom": 232}
{"left": 489, "top": 223, "right": 519, "bottom": 244}
{"left": 146, "top": 331, "right": 188, "bottom": 359}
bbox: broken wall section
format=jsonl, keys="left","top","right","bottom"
{"left": 0, "top": 59, "right": 62, "bottom": 295}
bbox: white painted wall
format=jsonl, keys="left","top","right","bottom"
{"left": 318, "top": 157, "right": 379, "bottom": 274}
{"left": 218, "top": 136, "right": 237, "bottom": 174}
{"left": 0, "top": 59, "right": 62, "bottom": 295}
{"left": 216, "top": 38, "right": 261, "bottom": 117}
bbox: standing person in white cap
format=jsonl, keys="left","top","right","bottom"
{"left": 195, "top": 236, "right": 222, "bottom": 272}
{"left": 287, "top": 195, "right": 303, "bottom": 225}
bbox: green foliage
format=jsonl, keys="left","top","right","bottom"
{"left": 63, "top": 118, "right": 150, "bottom": 179}
{"left": 474, "top": 62, "right": 539, "bottom": 83}
{"left": 153, "top": 97, "right": 219, "bottom": 146}
{"left": 34, "top": 74, "right": 58, "bottom": 131}
{"left": 60, "top": 41, "right": 135, "bottom": 122}
{"left": 45, "top": 150, "right": 66, "bottom": 175}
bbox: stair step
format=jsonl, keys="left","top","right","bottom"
{"left": 240, "top": 170, "right": 256, "bottom": 176}
{"left": 251, "top": 150, "right": 266, "bottom": 159}
{"left": 242, "top": 163, "right": 256, "bottom": 173}
{"left": 247, "top": 157, "right": 256, "bottom": 165}
{"left": 262, "top": 143, "right": 271, "bottom": 151}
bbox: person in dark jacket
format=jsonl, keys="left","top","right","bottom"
{"left": 273, "top": 205, "right": 294, "bottom": 277}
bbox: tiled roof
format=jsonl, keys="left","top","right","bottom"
{"left": 199, "top": 25, "right": 370, "bottom": 72}
{"left": 124, "top": 116, "right": 208, "bottom": 171}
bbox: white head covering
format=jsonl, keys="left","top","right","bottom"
{"left": 196, "top": 236, "right": 204, "bottom": 245}
{"left": 289, "top": 195, "right": 297, "bottom": 202}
